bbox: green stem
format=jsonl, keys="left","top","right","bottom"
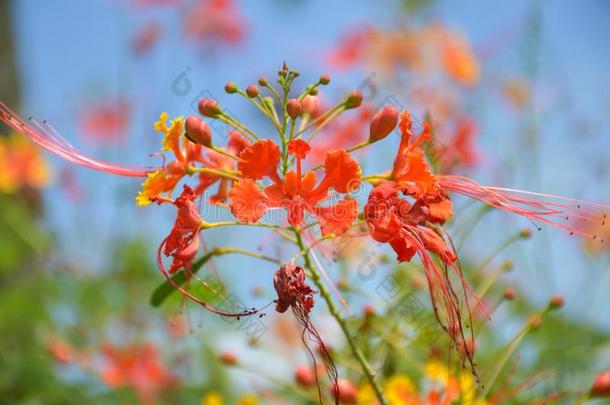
{"left": 294, "top": 231, "right": 389, "bottom": 405}
{"left": 217, "top": 113, "right": 260, "bottom": 141}
{"left": 188, "top": 167, "right": 239, "bottom": 181}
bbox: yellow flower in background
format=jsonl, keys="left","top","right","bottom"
{"left": 424, "top": 360, "right": 450, "bottom": 386}
{"left": 201, "top": 391, "right": 223, "bottom": 405}
{"left": 238, "top": 394, "right": 260, "bottom": 405}
{"left": 0, "top": 132, "right": 51, "bottom": 193}
{"left": 386, "top": 374, "right": 421, "bottom": 404}
{"left": 357, "top": 383, "right": 378, "bottom": 405}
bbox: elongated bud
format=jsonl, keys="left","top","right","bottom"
{"left": 224, "top": 81, "right": 238, "bottom": 94}
{"left": 246, "top": 84, "right": 259, "bottom": 98}
{"left": 301, "top": 95, "right": 320, "bottom": 117}
{"left": 591, "top": 371, "right": 610, "bottom": 397}
{"left": 286, "top": 98, "right": 302, "bottom": 119}
{"left": 345, "top": 90, "right": 363, "bottom": 109}
{"left": 331, "top": 379, "right": 357, "bottom": 404}
{"left": 198, "top": 99, "right": 221, "bottom": 117}
{"left": 549, "top": 295, "right": 564, "bottom": 310}
{"left": 319, "top": 73, "right": 330, "bottom": 85}
{"left": 220, "top": 351, "right": 238, "bottom": 365}
{"left": 185, "top": 115, "right": 212, "bottom": 147}
{"left": 369, "top": 106, "right": 399, "bottom": 142}
{"left": 294, "top": 365, "right": 316, "bottom": 387}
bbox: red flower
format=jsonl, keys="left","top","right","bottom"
{"left": 229, "top": 138, "right": 360, "bottom": 235}
{"left": 99, "top": 343, "right": 179, "bottom": 405}
{"left": 156, "top": 185, "right": 202, "bottom": 274}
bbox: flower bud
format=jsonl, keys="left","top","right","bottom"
{"left": 529, "top": 314, "right": 543, "bottom": 330}
{"left": 185, "top": 115, "right": 212, "bottom": 147}
{"left": 301, "top": 95, "right": 320, "bottom": 117}
{"left": 519, "top": 228, "right": 532, "bottom": 239}
{"left": 294, "top": 365, "right": 316, "bottom": 387}
{"left": 198, "top": 99, "right": 221, "bottom": 117}
{"left": 591, "top": 371, "right": 610, "bottom": 397}
{"left": 363, "top": 304, "right": 375, "bottom": 317}
{"left": 369, "top": 106, "right": 399, "bottom": 142}
{"left": 549, "top": 295, "right": 564, "bottom": 310}
{"left": 224, "top": 81, "right": 238, "bottom": 94}
{"left": 331, "top": 379, "right": 357, "bottom": 404}
{"left": 503, "top": 287, "right": 516, "bottom": 300}
{"left": 345, "top": 90, "right": 363, "bottom": 109}
{"left": 308, "top": 86, "right": 319, "bottom": 96}
{"left": 286, "top": 99, "right": 302, "bottom": 119}
{"left": 220, "top": 351, "right": 238, "bottom": 365}
{"left": 319, "top": 73, "right": 330, "bottom": 85}
{"left": 258, "top": 76, "right": 268, "bottom": 86}
{"left": 246, "top": 84, "right": 259, "bottom": 98}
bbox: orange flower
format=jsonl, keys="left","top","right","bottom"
{"left": 229, "top": 139, "right": 360, "bottom": 235}
{"left": 99, "top": 343, "right": 178, "bottom": 405}
{"left": 137, "top": 113, "right": 245, "bottom": 206}
{"left": 0, "top": 132, "right": 51, "bottom": 193}
{"left": 438, "top": 31, "right": 480, "bottom": 86}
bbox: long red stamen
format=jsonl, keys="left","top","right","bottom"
{"left": 156, "top": 237, "right": 260, "bottom": 318}
{"left": 440, "top": 175, "right": 609, "bottom": 241}
{"left": 0, "top": 102, "right": 156, "bottom": 177}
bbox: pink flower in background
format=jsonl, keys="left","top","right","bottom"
{"left": 184, "top": 0, "right": 246, "bottom": 46}
{"left": 78, "top": 99, "right": 130, "bottom": 145}
{"left": 131, "top": 21, "right": 162, "bottom": 54}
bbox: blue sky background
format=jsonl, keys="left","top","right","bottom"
{"left": 8, "top": 0, "right": 610, "bottom": 334}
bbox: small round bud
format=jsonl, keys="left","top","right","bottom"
{"left": 286, "top": 98, "right": 302, "bottom": 119}
{"left": 529, "top": 314, "right": 543, "bottom": 330}
{"left": 591, "top": 371, "right": 610, "bottom": 397}
{"left": 363, "top": 304, "right": 375, "bottom": 317}
{"left": 502, "top": 260, "right": 514, "bottom": 272}
{"left": 369, "top": 106, "right": 399, "bottom": 142}
{"left": 503, "top": 287, "right": 516, "bottom": 300}
{"left": 549, "top": 295, "right": 564, "bottom": 310}
{"left": 185, "top": 115, "right": 212, "bottom": 147}
{"left": 301, "top": 95, "right": 320, "bottom": 117}
{"left": 220, "top": 351, "right": 238, "bottom": 365}
{"left": 224, "top": 81, "right": 238, "bottom": 94}
{"left": 258, "top": 76, "right": 268, "bottom": 86}
{"left": 294, "top": 365, "right": 316, "bottom": 387}
{"left": 246, "top": 84, "right": 259, "bottom": 98}
{"left": 308, "top": 86, "right": 319, "bottom": 96}
{"left": 331, "top": 379, "right": 357, "bottom": 404}
{"left": 345, "top": 90, "right": 363, "bottom": 109}
{"left": 198, "top": 99, "right": 221, "bottom": 117}
{"left": 319, "top": 73, "right": 330, "bottom": 85}
{"left": 519, "top": 228, "right": 532, "bottom": 239}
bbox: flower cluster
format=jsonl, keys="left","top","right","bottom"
{"left": 2, "top": 64, "right": 608, "bottom": 405}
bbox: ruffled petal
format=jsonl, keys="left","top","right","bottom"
{"left": 154, "top": 112, "right": 185, "bottom": 158}
{"left": 395, "top": 149, "right": 437, "bottom": 197}
{"left": 136, "top": 169, "right": 180, "bottom": 206}
{"left": 237, "top": 139, "right": 280, "bottom": 180}
{"left": 312, "top": 150, "right": 361, "bottom": 201}
{"left": 419, "top": 227, "right": 456, "bottom": 263}
{"left": 314, "top": 197, "right": 358, "bottom": 236}
{"left": 229, "top": 179, "right": 269, "bottom": 222}
{"left": 427, "top": 198, "right": 453, "bottom": 224}
{"left": 389, "top": 234, "right": 418, "bottom": 262}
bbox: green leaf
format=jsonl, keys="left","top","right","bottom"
{"left": 149, "top": 251, "right": 215, "bottom": 307}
